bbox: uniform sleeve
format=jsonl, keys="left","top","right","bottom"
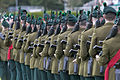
{"left": 98, "top": 42, "right": 109, "bottom": 66}
{"left": 64, "top": 35, "right": 73, "bottom": 57}
{"left": 75, "top": 35, "right": 81, "bottom": 63}
{"left": 80, "top": 34, "right": 89, "bottom": 61}
{"left": 41, "top": 37, "right": 50, "bottom": 57}
{"left": 20, "top": 34, "right": 27, "bottom": 52}
{"left": 48, "top": 36, "right": 57, "bottom": 57}
{"left": 16, "top": 32, "right": 22, "bottom": 49}
{"left": 76, "top": 51, "right": 81, "bottom": 64}
{"left": 32, "top": 39, "right": 38, "bottom": 58}
{"left": 36, "top": 36, "right": 45, "bottom": 56}
{"left": 55, "top": 35, "right": 63, "bottom": 59}
{"left": 36, "top": 37, "right": 41, "bottom": 56}
{"left": 4, "top": 32, "right": 11, "bottom": 47}
{"left": 12, "top": 30, "right": 17, "bottom": 48}
{"left": 24, "top": 34, "right": 30, "bottom": 53}
{"left": 89, "top": 32, "right": 97, "bottom": 58}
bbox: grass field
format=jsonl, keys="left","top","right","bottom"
{"left": 28, "top": 11, "right": 77, "bottom": 18}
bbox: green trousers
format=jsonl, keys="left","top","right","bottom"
{"left": 31, "top": 69, "right": 34, "bottom": 80}
{"left": 7, "top": 62, "right": 10, "bottom": 80}
{"left": 26, "top": 65, "right": 31, "bottom": 80}
{"left": 34, "top": 68, "right": 41, "bottom": 80}
{"left": 9, "top": 60, "right": 16, "bottom": 80}
{"left": 54, "top": 74, "right": 61, "bottom": 80}
{"left": 0, "top": 61, "right": 8, "bottom": 80}
{"left": 80, "top": 75, "right": 85, "bottom": 80}
{"left": 85, "top": 77, "right": 95, "bottom": 80}
{"left": 15, "top": 62, "right": 23, "bottom": 80}
{"left": 94, "top": 76, "right": 104, "bottom": 80}
{"left": 40, "top": 70, "right": 48, "bottom": 80}
{"left": 60, "top": 71, "right": 70, "bottom": 80}
{"left": 21, "top": 63, "right": 27, "bottom": 80}
{"left": 46, "top": 70, "right": 55, "bottom": 80}
{"left": 70, "top": 75, "right": 80, "bottom": 80}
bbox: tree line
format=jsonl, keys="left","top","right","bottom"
{"left": 0, "top": 0, "right": 91, "bottom": 11}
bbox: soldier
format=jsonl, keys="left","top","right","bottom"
{"left": 29, "top": 17, "right": 43, "bottom": 80}
{"left": 3, "top": 13, "right": 16, "bottom": 80}
{"left": 33, "top": 17, "right": 43, "bottom": 80}
{"left": 52, "top": 12, "right": 66, "bottom": 80}
{"left": 67, "top": 10, "right": 87, "bottom": 80}
{"left": 44, "top": 11, "right": 59, "bottom": 80}
{"left": 76, "top": 6, "right": 104, "bottom": 80}
{"left": 16, "top": 12, "right": 27, "bottom": 80}
{"left": 39, "top": 24, "right": 55, "bottom": 80}
{"left": 29, "top": 18, "right": 38, "bottom": 80}
{"left": 48, "top": 11, "right": 62, "bottom": 80}
{"left": 44, "top": 10, "right": 50, "bottom": 22}
{"left": 72, "top": 10, "right": 91, "bottom": 80}
{"left": 17, "top": 14, "right": 32, "bottom": 80}
{"left": 0, "top": 18, "right": 10, "bottom": 80}
{"left": 96, "top": 11, "right": 120, "bottom": 80}
{"left": 37, "top": 25, "right": 48, "bottom": 80}
{"left": 12, "top": 8, "right": 23, "bottom": 80}
{"left": 24, "top": 15, "right": 38, "bottom": 80}
{"left": 89, "top": 2, "right": 116, "bottom": 80}
{"left": 57, "top": 10, "right": 77, "bottom": 80}
{"left": 36, "top": 13, "right": 51, "bottom": 80}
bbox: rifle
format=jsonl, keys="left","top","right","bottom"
{"left": 85, "top": 6, "right": 93, "bottom": 31}
{"left": 87, "top": 40, "right": 91, "bottom": 45}
{"left": 93, "top": 45, "right": 102, "bottom": 51}
{"left": 95, "top": 3, "right": 101, "bottom": 28}
{"left": 22, "top": 13, "right": 27, "bottom": 32}
{"left": 50, "top": 44, "right": 57, "bottom": 49}
{"left": 87, "top": 57, "right": 93, "bottom": 75}
{"left": 60, "top": 13, "right": 68, "bottom": 33}
{"left": 9, "top": 12, "right": 15, "bottom": 30}
{"left": 86, "top": 35, "right": 92, "bottom": 45}
{"left": 69, "top": 49, "right": 78, "bottom": 57}
{"left": 74, "top": 44, "right": 80, "bottom": 49}
{"left": 74, "top": 62, "right": 78, "bottom": 75}
{"left": 63, "top": 56, "right": 68, "bottom": 72}
{"left": 37, "top": 43, "right": 44, "bottom": 47}
{"left": 55, "top": 11, "right": 61, "bottom": 36}
{"left": 76, "top": 10, "right": 79, "bottom": 18}
{"left": 105, "top": 15, "right": 120, "bottom": 40}
{"left": 26, "top": 15, "right": 33, "bottom": 34}
{"left": 15, "top": 7, "right": 21, "bottom": 30}
{"left": 71, "top": 10, "right": 83, "bottom": 33}
{"left": 61, "top": 40, "right": 67, "bottom": 44}
{"left": 18, "top": 7, "right": 21, "bottom": 22}
{"left": 46, "top": 57, "right": 51, "bottom": 70}
{"left": 99, "top": 40, "right": 103, "bottom": 45}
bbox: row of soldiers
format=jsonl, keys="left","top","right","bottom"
{"left": 0, "top": 2, "right": 120, "bottom": 80}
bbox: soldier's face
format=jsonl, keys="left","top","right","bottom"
{"left": 60, "top": 23, "right": 64, "bottom": 29}
{"left": 9, "top": 19, "right": 13, "bottom": 24}
{"left": 31, "top": 24, "right": 34, "bottom": 30}
{"left": 26, "top": 22, "right": 29, "bottom": 27}
{"left": 36, "top": 25, "right": 39, "bottom": 30}
{"left": 92, "top": 18, "right": 97, "bottom": 25}
{"left": 21, "top": 20, "right": 24, "bottom": 24}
